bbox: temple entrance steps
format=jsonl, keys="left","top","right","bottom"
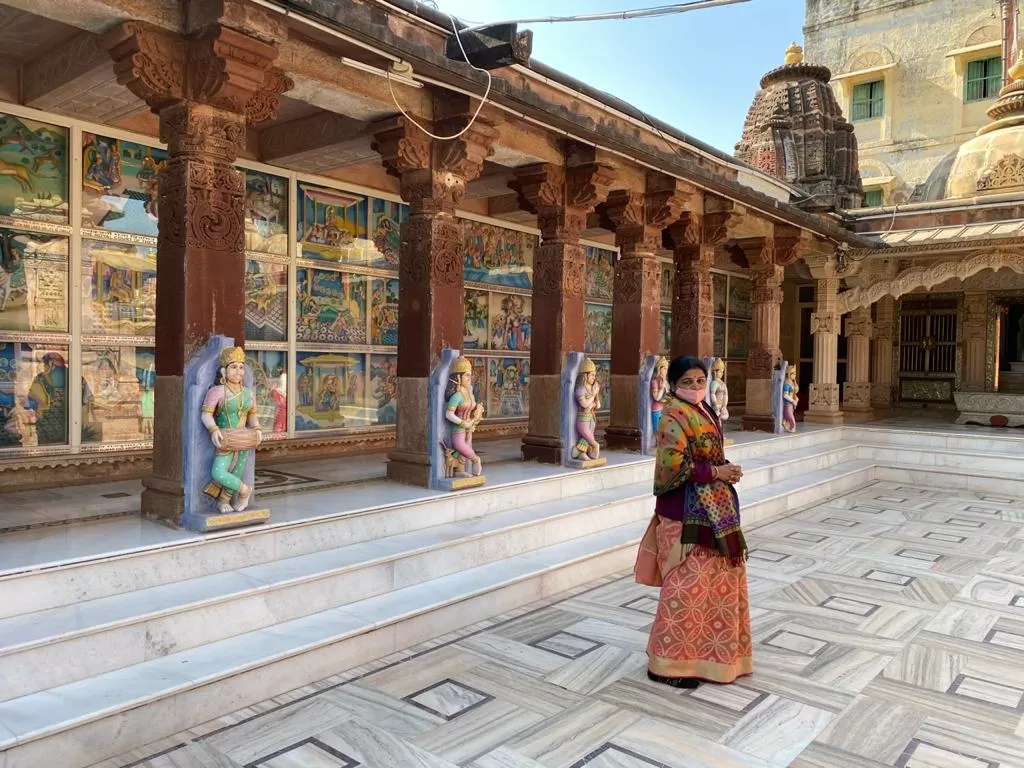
{"left": 0, "top": 425, "right": 999, "bottom": 768}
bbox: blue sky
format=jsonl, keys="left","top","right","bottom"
{"left": 432, "top": 0, "right": 805, "bottom": 153}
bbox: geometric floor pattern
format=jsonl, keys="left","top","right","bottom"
{"left": 91, "top": 480, "right": 1024, "bottom": 768}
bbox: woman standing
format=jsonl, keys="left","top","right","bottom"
{"left": 636, "top": 355, "right": 753, "bottom": 688}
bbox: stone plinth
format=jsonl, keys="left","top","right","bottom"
{"left": 955, "top": 392, "right": 1024, "bottom": 427}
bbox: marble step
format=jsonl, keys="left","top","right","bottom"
{"left": 846, "top": 425, "right": 1024, "bottom": 455}
{"left": 0, "top": 522, "right": 645, "bottom": 768}
{"left": 874, "top": 463, "right": 1024, "bottom": 498}
{"left": 0, "top": 457, "right": 879, "bottom": 768}
{"left": 0, "top": 456, "right": 653, "bottom": 619}
{"left": 0, "top": 481, "right": 654, "bottom": 700}
{"left": 736, "top": 440, "right": 858, "bottom": 488}
{"left": 856, "top": 442, "right": 1024, "bottom": 478}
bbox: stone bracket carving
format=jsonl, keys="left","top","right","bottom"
{"left": 810, "top": 311, "right": 838, "bottom": 336}
{"left": 104, "top": 20, "right": 292, "bottom": 123}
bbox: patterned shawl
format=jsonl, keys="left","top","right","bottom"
{"left": 653, "top": 394, "right": 747, "bottom": 565}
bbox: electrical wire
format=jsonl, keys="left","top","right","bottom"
{"left": 460, "top": 0, "right": 751, "bottom": 32}
{"left": 385, "top": 14, "right": 493, "bottom": 140}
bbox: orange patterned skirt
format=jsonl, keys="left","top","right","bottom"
{"left": 645, "top": 517, "right": 753, "bottom": 683}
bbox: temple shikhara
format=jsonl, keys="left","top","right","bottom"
{"left": 3, "top": 1, "right": 1024, "bottom": 766}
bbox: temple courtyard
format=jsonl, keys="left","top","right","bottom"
{"left": 1, "top": 420, "right": 1024, "bottom": 767}
{"left": 85, "top": 475, "right": 1024, "bottom": 768}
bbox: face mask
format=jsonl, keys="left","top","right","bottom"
{"left": 676, "top": 387, "right": 706, "bottom": 405}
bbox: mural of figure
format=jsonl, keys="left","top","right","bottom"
{"left": 444, "top": 356, "right": 484, "bottom": 476}
{"left": 317, "top": 374, "right": 341, "bottom": 412}
{"left": 710, "top": 357, "right": 730, "bottom": 423}
{"left": 782, "top": 363, "right": 799, "bottom": 433}
{"left": 572, "top": 357, "right": 602, "bottom": 461}
{"left": 201, "top": 347, "right": 263, "bottom": 514}
{"left": 298, "top": 368, "right": 313, "bottom": 407}
{"left": 4, "top": 394, "right": 37, "bottom": 447}
{"left": 650, "top": 356, "right": 669, "bottom": 434}
{"left": 272, "top": 372, "right": 287, "bottom": 433}
{"left": 139, "top": 385, "right": 154, "bottom": 437}
{"left": 29, "top": 351, "right": 67, "bottom": 444}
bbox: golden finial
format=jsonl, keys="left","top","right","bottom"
{"left": 785, "top": 42, "right": 804, "bottom": 65}
{"left": 1009, "top": 50, "right": 1024, "bottom": 83}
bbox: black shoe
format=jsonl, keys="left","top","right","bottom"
{"left": 647, "top": 670, "right": 700, "bottom": 689}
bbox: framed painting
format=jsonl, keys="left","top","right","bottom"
{"left": 727, "top": 319, "right": 749, "bottom": 360}
{"left": 244, "top": 349, "right": 288, "bottom": 435}
{"left": 80, "top": 345, "right": 155, "bottom": 444}
{"left": 463, "top": 219, "right": 534, "bottom": 289}
{"left": 81, "top": 239, "right": 157, "bottom": 337}
{"left": 659, "top": 261, "right": 673, "bottom": 308}
{"left": 0, "top": 112, "right": 68, "bottom": 224}
{"left": 729, "top": 276, "right": 752, "bottom": 319}
{"left": 714, "top": 317, "right": 727, "bottom": 358}
{"left": 295, "top": 351, "right": 369, "bottom": 430}
{"left": 0, "top": 228, "right": 67, "bottom": 333}
{"left": 584, "top": 303, "right": 612, "bottom": 356}
{"left": 297, "top": 182, "right": 368, "bottom": 264}
{"left": 369, "top": 277, "right": 399, "bottom": 347}
{"left": 463, "top": 290, "right": 489, "bottom": 351}
{"left": 726, "top": 360, "right": 747, "bottom": 405}
{"left": 244, "top": 170, "right": 288, "bottom": 256}
{"left": 0, "top": 342, "right": 68, "bottom": 447}
{"left": 713, "top": 272, "right": 728, "bottom": 315}
{"left": 487, "top": 357, "right": 529, "bottom": 418}
{"left": 367, "top": 198, "right": 406, "bottom": 270}
{"left": 593, "top": 358, "right": 611, "bottom": 413}
{"left": 660, "top": 311, "right": 672, "bottom": 355}
{"left": 489, "top": 293, "right": 531, "bottom": 352}
{"left": 245, "top": 260, "right": 288, "bottom": 342}
{"left": 585, "top": 246, "right": 614, "bottom": 301}
{"left": 296, "top": 268, "right": 367, "bottom": 345}
{"left": 82, "top": 133, "right": 167, "bottom": 237}
{"left": 369, "top": 353, "right": 397, "bottom": 425}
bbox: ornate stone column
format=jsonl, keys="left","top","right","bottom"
{"left": 962, "top": 291, "right": 989, "bottom": 391}
{"left": 104, "top": 20, "right": 291, "bottom": 525}
{"left": 804, "top": 270, "right": 843, "bottom": 424}
{"left": 604, "top": 174, "right": 689, "bottom": 450}
{"left": 743, "top": 257, "right": 785, "bottom": 430}
{"left": 512, "top": 158, "right": 614, "bottom": 463}
{"left": 843, "top": 306, "right": 873, "bottom": 413}
{"left": 372, "top": 100, "right": 498, "bottom": 486}
{"left": 665, "top": 206, "right": 732, "bottom": 358}
{"left": 871, "top": 296, "right": 896, "bottom": 409}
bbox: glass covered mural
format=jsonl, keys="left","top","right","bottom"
{"left": 82, "top": 133, "right": 167, "bottom": 237}
{"left": 244, "top": 170, "right": 288, "bottom": 257}
{"left": 584, "top": 245, "right": 615, "bottom": 414}
{"left": 0, "top": 342, "right": 68, "bottom": 447}
{"left": 0, "top": 113, "right": 68, "bottom": 224}
{"left": 712, "top": 271, "right": 751, "bottom": 404}
{"left": 297, "top": 182, "right": 368, "bottom": 264}
{"left": 0, "top": 228, "right": 68, "bottom": 333}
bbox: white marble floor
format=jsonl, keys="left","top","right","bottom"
{"left": 90, "top": 479, "right": 1024, "bottom": 768}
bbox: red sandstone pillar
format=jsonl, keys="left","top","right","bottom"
{"left": 513, "top": 160, "right": 614, "bottom": 463}
{"left": 605, "top": 175, "right": 689, "bottom": 450}
{"left": 373, "top": 103, "right": 498, "bottom": 486}
{"left": 667, "top": 213, "right": 714, "bottom": 359}
{"left": 105, "top": 21, "right": 290, "bottom": 524}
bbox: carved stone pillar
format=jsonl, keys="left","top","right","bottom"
{"left": 373, "top": 101, "right": 498, "bottom": 486}
{"left": 962, "top": 291, "right": 989, "bottom": 391}
{"left": 666, "top": 209, "right": 727, "bottom": 358}
{"left": 805, "top": 276, "right": 843, "bottom": 424}
{"left": 512, "top": 159, "right": 613, "bottom": 463}
{"left": 871, "top": 296, "right": 896, "bottom": 409}
{"left": 743, "top": 259, "right": 785, "bottom": 431}
{"left": 104, "top": 21, "right": 290, "bottom": 525}
{"left": 843, "top": 306, "right": 873, "bottom": 413}
{"left": 605, "top": 175, "right": 689, "bottom": 450}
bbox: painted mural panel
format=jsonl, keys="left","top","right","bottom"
{"left": 0, "top": 112, "right": 68, "bottom": 224}
{"left": 297, "top": 182, "right": 368, "bottom": 264}
{"left": 714, "top": 317, "right": 726, "bottom": 357}
{"left": 463, "top": 289, "right": 489, "bottom": 351}
{"left": 585, "top": 246, "right": 614, "bottom": 302}
{"left": 594, "top": 358, "right": 611, "bottom": 414}
{"left": 584, "top": 303, "right": 612, "bottom": 356}
{"left": 0, "top": 342, "right": 67, "bottom": 447}
{"left": 246, "top": 349, "right": 287, "bottom": 435}
{"left": 245, "top": 260, "right": 288, "bottom": 342}
{"left": 369, "top": 277, "right": 398, "bottom": 347}
{"left": 368, "top": 199, "right": 406, "bottom": 270}
{"left": 82, "top": 133, "right": 167, "bottom": 237}
{"left": 0, "top": 228, "right": 67, "bottom": 333}
{"left": 244, "top": 170, "right": 288, "bottom": 256}
{"left": 729, "top": 276, "right": 752, "bottom": 319}
{"left": 713, "top": 272, "right": 728, "bottom": 315}
{"left": 81, "top": 345, "right": 154, "bottom": 444}
{"left": 487, "top": 357, "right": 529, "bottom": 418}
{"left": 369, "top": 354, "right": 397, "bottom": 425}
{"left": 296, "top": 268, "right": 367, "bottom": 344}
{"left": 727, "top": 319, "right": 749, "bottom": 359}
{"left": 468, "top": 355, "right": 486, "bottom": 406}
{"left": 295, "top": 351, "right": 370, "bottom": 430}
{"left": 727, "top": 361, "right": 747, "bottom": 404}
{"left": 489, "top": 293, "right": 531, "bottom": 352}
{"left": 660, "top": 311, "right": 671, "bottom": 354}
{"left": 463, "top": 219, "right": 534, "bottom": 289}
{"left": 81, "top": 239, "right": 156, "bottom": 337}
{"left": 659, "top": 262, "right": 673, "bottom": 307}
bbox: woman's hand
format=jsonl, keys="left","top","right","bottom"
{"left": 716, "top": 463, "right": 743, "bottom": 483}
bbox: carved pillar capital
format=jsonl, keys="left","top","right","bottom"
{"left": 104, "top": 20, "right": 292, "bottom": 126}
{"left": 845, "top": 307, "right": 873, "bottom": 340}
